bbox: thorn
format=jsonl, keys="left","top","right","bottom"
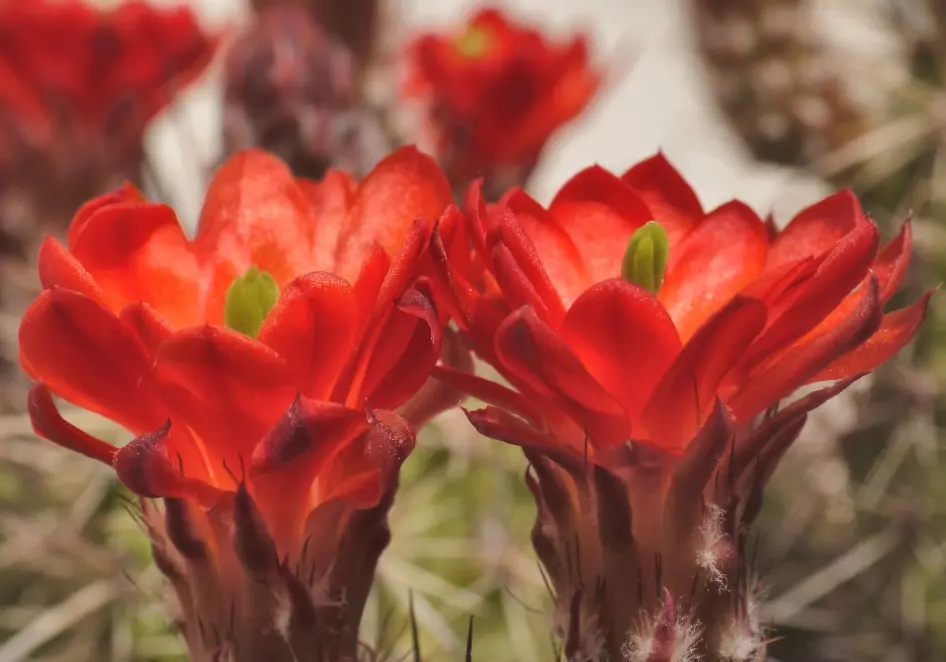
{"left": 465, "top": 616, "right": 474, "bottom": 662}
{"left": 409, "top": 591, "right": 420, "bottom": 662}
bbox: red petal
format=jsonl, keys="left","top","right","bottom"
{"left": 431, "top": 363, "right": 545, "bottom": 426}
{"left": 195, "top": 149, "right": 316, "bottom": 286}
{"left": 298, "top": 169, "right": 357, "bottom": 274}
{"left": 465, "top": 405, "right": 577, "bottom": 460}
{"left": 348, "top": 285, "right": 442, "bottom": 409}
{"left": 743, "top": 213, "right": 880, "bottom": 366}
{"left": 37, "top": 237, "right": 107, "bottom": 306}
{"left": 114, "top": 421, "right": 221, "bottom": 506}
{"left": 642, "top": 296, "right": 767, "bottom": 451}
{"left": 119, "top": 302, "right": 173, "bottom": 357}
{"left": 502, "top": 189, "right": 588, "bottom": 307}
{"left": 154, "top": 325, "right": 296, "bottom": 483}
{"left": 495, "top": 306, "right": 630, "bottom": 447}
{"left": 462, "top": 179, "right": 491, "bottom": 264}
{"left": 729, "top": 277, "right": 882, "bottom": 421}
{"left": 351, "top": 245, "right": 391, "bottom": 329}
{"left": 334, "top": 147, "right": 452, "bottom": 282}
{"left": 371, "top": 218, "right": 435, "bottom": 327}
{"left": 620, "top": 153, "right": 702, "bottom": 247}
{"left": 659, "top": 200, "right": 769, "bottom": 342}
{"left": 559, "top": 279, "right": 681, "bottom": 423}
{"left": 810, "top": 289, "right": 933, "bottom": 383}
{"left": 767, "top": 190, "right": 862, "bottom": 269}
{"left": 68, "top": 202, "right": 202, "bottom": 327}
{"left": 547, "top": 166, "right": 652, "bottom": 285}
{"left": 249, "top": 397, "right": 368, "bottom": 544}
{"left": 316, "top": 408, "right": 416, "bottom": 508}
{"left": 258, "top": 272, "right": 358, "bottom": 400}
{"left": 19, "top": 289, "right": 167, "bottom": 433}
{"left": 874, "top": 220, "right": 912, "bottom": 304}
{"left": 250, "top": 398, "right": 367, "bottom": 475}
{"left": 66, "top": 182, "right": 144, "bottom": 250}
{"left": 488, "top": 208, "right": 568, "bottom": 322}
{"left": 28, "top": 384, "right": 116, "bottom": 465}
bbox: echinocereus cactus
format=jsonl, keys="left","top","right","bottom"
{"left": 429, "top": 153, "right": 929, "bottom": 661}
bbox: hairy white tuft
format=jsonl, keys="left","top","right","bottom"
{"left": 697, "top": 504, "right": 731, "bottom": 591}
{"left": 622, "top": 602, "right": 702, "bottom": 662}
{"left": 718, "top": 596, "right": 764, "bottom": 661}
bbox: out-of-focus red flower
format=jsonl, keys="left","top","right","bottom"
{"left": 430, "top": 154, "right": 931, "bottom": 659}
{"left": 404, "top": 7, "right": 601, "bottom": 195}
{"left": 0, "top": 0, "right": 217, "bottom": 182}
{"left": 19, "top": 147, "right": 458, "bottom": 661}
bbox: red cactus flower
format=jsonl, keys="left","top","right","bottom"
{"left": 403, "top": 7, "right": 601, "bottom": 195}
{"left": 430, "top": 154, "right": 931, "bottom": 661}
{"left": 0, "top": 0, "right": 217, "bottom": 176}
{"left": 0, "top": 0, "right": 220, "bottom": 261}
{"left": 19, "top": 147, "right": 457, "bottom": 662}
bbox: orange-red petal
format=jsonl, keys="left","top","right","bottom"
{"left": 195, "top": 149, "right": 316, "bottom": 286}
{"left": 730, "top": 277, "right": 882, "bottom": 421}
{"left": 119, "top": 302, "right": 174, "bottom": 358}
{"left": 621, "top": 153, "right": 703, "bottom": 247}
{"left": 68, "top": 201, "right": 201, "bottom": 326}
{"left": 659, "top": 200, "right": 769, "bottom": 342}
{"left": 502, "top": 190, "right": 588, "bottom": 308}
{"left": 28, "top": 384, "right": 116, "bottom": 465}
{"left": 548, "top": 165, "right": 652, "bottom": 286}
{"left": 743, "top": 213, "right": 880, "bottom": 366}
{"left": 250, "top": 397, "right": 369, "bottom": 544}
{"left": 810, "top": 290, "right": 933, "bottom": 383}
{"left": 559, "top": 279, "right": 681, "bottom": 423}
{"left": 349, "top": 285, "right": 442, "bottom": 410}
{"left": 334, "top": 147, "right": 451, "bottom": 282}
{"left": 36, "top": 237, "right": 107, "bottom": 306}
{"left": 874, "top": 221, "right": 912, "bottom": 304}
{"left": 66, "top": 182, "right": 145, "bottom": 250}
{"left": 154, "top": 325, "right": 296, "bottom": 482}
{"left": 298, "top": 169, "right": 357, "bottom": 274}
{"left": 19, "top": 288, "right": 167, "bottom": 433}
{"left": 767, "top": 190, "right": 862, "bottom": 269}
{"left": 114, "top": 421, "right": 221, "bottom": 506}
{"left": 495, "top": 306, "right": 629, "bottom": 447}
{"left": 642, "top": 296, "right": 767, "bottom": 451}
{"left": 258, "top": 272, "right": 358, "bottom": 400}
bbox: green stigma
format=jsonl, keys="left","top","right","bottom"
{"left": 223, "top": 266, "right": 279, "bottom": 338}
{"left": 621, "top": 221, "right": 669, "bottom": 295}
{"left": 454, "top": 26, "right": 493, "bottom": 59}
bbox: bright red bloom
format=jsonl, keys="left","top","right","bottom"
{"left": 430, "top": 154, "right": 930, "bottom": 659}
{"left": 19, "top": 147, "right": 456, "bottom": 661}
{"left": 0, "top": 0, "right": 216, "bottom": 153}
{"left": 0, "top": 0, "right": 217, "bottom": 195}
{"left": 404, "top": 7, "right": 601, "bottom": 193}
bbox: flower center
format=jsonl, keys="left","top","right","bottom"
{"left": 454, "top": 25, "right": 494, "bottom": 59}
{"left": 224, "top": 265, "right": 280, "bottom": 337}
{"left": 621, "top": 221, "right": 669, "bottom": 295}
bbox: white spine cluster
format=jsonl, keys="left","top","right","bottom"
{"left": 621, "top": 607, "right": 702, "bottom": 662}
{"left": 697, "top": 504, "right": 731, "bottom": 591}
